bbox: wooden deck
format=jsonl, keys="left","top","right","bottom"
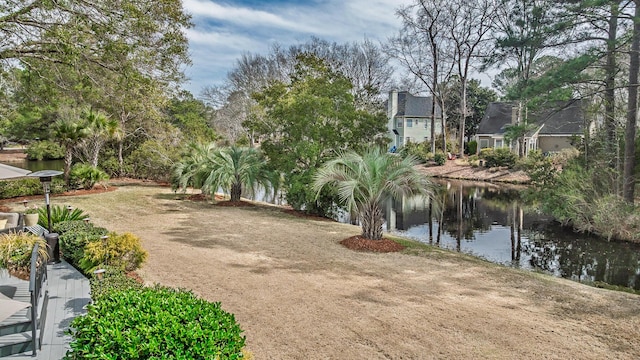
{"left": 1, "top": 261, "right": 90, "bottom": 359}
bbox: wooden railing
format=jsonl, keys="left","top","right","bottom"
{"left": 28, "top": 242, "right": 48, "bottom": 356}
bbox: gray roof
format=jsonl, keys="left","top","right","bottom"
{"left": 477, "top": 102, "right": 515, "bottom": 135}
{"left": 395, "top": 91, "right": 440, "bottom": 117}
{"left": 477, "top": 100, "right": 585, "bottom": 136}
{"left": 536, "top": 99, "right": 584, "bottom": 135}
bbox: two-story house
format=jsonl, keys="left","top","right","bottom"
{"left": 387, "top": 90, "right": 442, "bottom": 148}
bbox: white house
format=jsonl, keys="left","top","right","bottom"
{"left": 387, "top": 90, "right": 442, "bottom": 148}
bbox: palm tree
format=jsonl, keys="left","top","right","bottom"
{"left": 314, "top": 148, "right": 436, "bottom": 240}
{"left": 53, "top": 118, "right": 88, "bottom": 187}
{"left": 80, "top": 110, "right": 121, "bottom": 167}
{"left": 172, "top": 142, "right": 216, "bottom": 192}
{"left": 173, "top": 144, "right": 272, "bottom": 202}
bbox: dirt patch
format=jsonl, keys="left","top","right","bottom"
{"left": 27, "top": 186, "right": 640, "bottom": 360}
{"left": 419, "top": 158, "right": 530, "bottom": 183}
{"left": 340, "top": 235, "right": 405, "bottom": 253}
{"left": 216, "top": 200, "right": 255, "bottom": 207}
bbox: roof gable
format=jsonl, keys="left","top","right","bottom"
{"left": 477, "top": 100, "right": 585, "bottom": 136}
{"left": 395, "top": 91, "right": 440, "bottom": 117}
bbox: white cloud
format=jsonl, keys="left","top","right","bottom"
{"left": 180, "top": 0, "right": 414, "bottom": 94}
{"left": 183, "top": 0, "right": 319, "bottom": 34}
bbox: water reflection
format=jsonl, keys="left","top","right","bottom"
{"left": 387, "top": 180, "right": 640, "bottom": 290}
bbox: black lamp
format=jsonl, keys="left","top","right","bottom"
{"left": 29, "top": 170, "right": 63, "bottom": 232}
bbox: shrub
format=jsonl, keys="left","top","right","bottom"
{"left": 126, "top": 140, "right": 179, "bottom": 181}
{"left": 80, "top": 232, "right": 147, "bottom": 273}
{"left": 399, "top": 142, "right": 432, "bottom": 163}
{"left": 466, "top": 140, "right": 477, "bottom": 155}
{"left": 89, "top": 267, "right": 144, "bottom": 302}
{"left": 38, "top": 205, "right": 90, "bottom": 228}
{"left": 433, "top": 151, "right": 446, "bottom": 166}
{"left": 480, "top": 148, "right": 517, "bottom": 168}
{"left": 65, "top": 286, "right": 246, "bottom": 360}
{"left": 25, "top": 140, "right": 64, "bottom": 160}
{"left": 57, "top": 222, "right": 109, "bottom": 268}
{"left": 0, "top": 233, "right": 48, "bottom": 278}
{"left": 53, "top": 220, "right": 102, "bottom": 235}
{"left": 0, "top": 178, "right": 65, "bottom": 199}
{"left": 70, "top": 164, "right": 109, "bottom": 190}
{"left": 517, "top": 150, "right": 556, "bottom": 187}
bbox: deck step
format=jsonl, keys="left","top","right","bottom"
{"left": 0, "top": 332, "right": 33, "bottom": 358}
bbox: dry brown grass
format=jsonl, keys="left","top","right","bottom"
{"left": 7, "top": 185, "right": 640, "bottom": 359}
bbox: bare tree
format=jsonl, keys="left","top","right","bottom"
{"left": 446, "top": 0, "right": 497, "bottom": 156}
{"left": 385, "top": 0, "right": 455, "bottom": 154}
{"left": 201, "top": 38, "right": 395, "bottom": 145}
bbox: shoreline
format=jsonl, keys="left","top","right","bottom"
{"left": 417, "top": 159, "right": 530, "bottom": 184}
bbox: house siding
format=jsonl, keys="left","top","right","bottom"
{"left": 539, "top": 136, "right": 574, "bottom": 153}
{"left": 387, "top": 91, "right": 441, "bottom": 147}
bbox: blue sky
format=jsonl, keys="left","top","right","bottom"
{"left": 181, "top": 0, "right": 413, "bottom": 95}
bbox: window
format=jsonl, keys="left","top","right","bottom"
{"left": 397, "top": 119, "right": 403, "bottom": 128}
{"left": 495, "top": 139, "right": 503, "bottom": 148}
{"left": 406, "top": 119, "right": 413, "bottom": 127}
{"left": 479, "top": 139, "right": 489, "bottom": 149}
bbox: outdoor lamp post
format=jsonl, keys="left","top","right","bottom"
{"left": 29, "top": 170, "right": 63, "bottom": 232}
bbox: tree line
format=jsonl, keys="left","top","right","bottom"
{"left": 1, "top": 0, "right": 639, "bottom": 237}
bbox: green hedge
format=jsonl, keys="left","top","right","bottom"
{"left": 0, "top": 178, "right": 66, "bottom": 199}
{"left": 480, "top": 148, "right": 517, "bottom": 168}
{"left": 65, "top": 286, "right": 246, "bottom": 359}
{"left": 25, "top": 140, "right": 64, "bottom": 160}
{"left": 56, "top": 221, "right": 109, "bottom": 270}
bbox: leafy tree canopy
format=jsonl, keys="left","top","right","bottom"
{"left": 248, "top": 53, "right": 387, "bottom": 216}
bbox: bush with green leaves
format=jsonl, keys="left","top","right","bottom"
{"left": 466, "top": 140, "right": 478, "bottom": 155}
{"left": 0, "top": 178, "right": 65, "bottom": 199}
{"left": 25, "top": 140, "right": 65, "bottom": 160}
{"left": 89, "top": 266, "right": 144, "bottom": 302}
{"left": 70, "top": 164, "right": 109, "bottom": 189}
{"left": 65, "top": 286, "right": 246, "bottom": 359}
{"left": 433, "top": 151, "right": 446, "bottom": 166}
{"left": 399, "top": 142, "right": 431, "bottom": 163}
{"left": 480, "top": 148, "right": 517, "bottom": 168}
{"left": 56, "top": 221, "right": 109, "bottom": 269}
{"left": 37, "top": 205, "right": 89, "bottom": 228}
{"left": 80, "top": 232, "right": 147, "bottom": 273}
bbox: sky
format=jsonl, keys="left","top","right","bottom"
{"left": 181, "top": 0, "right": 413, "bottom": 95}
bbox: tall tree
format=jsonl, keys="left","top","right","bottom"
{"left": 385, "top": 0, "right": 455, "bottom": 154}
{"left": 248, "top": 54, "right": 387, "bottom": 216}
{"left": 446, "top": 0, "right": 497, "bottom": 156}
{"left": 53, "top": 113, "right": 88, "bottom": 186}
{"left": 445, "top": 78, "right": 498, "bottom": 142}
{"left": 623, "top": 0, "right": 640, "bottom": 202}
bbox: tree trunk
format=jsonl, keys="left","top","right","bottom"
{"left": 64, "top": 145, "right": 73, "bottom": 187}
{"left": 230, "top": 181, "right": 242, "bottom": 202}
{"left": 360, "top": 203, "right": 384, "bottom": 240}
{"left": 430, "top": 85, "right": 437, "bottom": 154}
{"left": 604, "top": 2, "right": 619, "bottom": 154}
{"left": 118, "top": 140, "right": 124, "bottom": 176}
{"left": 459, "top": 79, "right": 467, "bottom": 157}
{"left": 623, "top": 2, "right": 640, "bottom": 203}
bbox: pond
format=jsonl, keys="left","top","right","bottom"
{"left": 11, "top": 159, "right": 65, "bottom": 172}
{"left": 386, "top": 180, "right": 640, "bottom": 291}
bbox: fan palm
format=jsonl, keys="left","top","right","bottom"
{"left": 53, "top": 117, "right": 89, "bottom": 187}
{"left": 314, "top": 148, "right": 436, "bottom": 240}
{"left": 172, "top": 142, "right": 217, "bottom": 191}
{"left": 173, "top": 144, "right": 272, "bottom": 202}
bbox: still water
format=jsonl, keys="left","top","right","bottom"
{"left": 14, "top": 159, "right": 65, "bottom": 172}
{"left": 386, "top": 180, "right": 640, "bottom": 290}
